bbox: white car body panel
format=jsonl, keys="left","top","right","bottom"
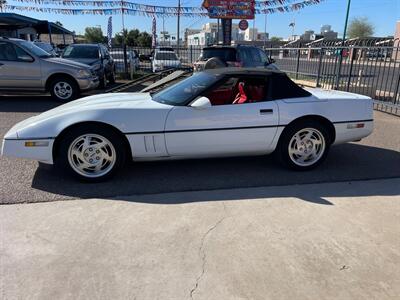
{"left": 1, "top": 87, "right": 374, "bottom": 165}
{"left": 165, "top": 101, "right": 279, "bottom": 156}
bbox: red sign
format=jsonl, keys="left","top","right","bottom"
{"left": 203, "top": 0, "right": 255, "bottom": 20}
{"left": 238, "top": 19, "right": 249, "bottom": 31}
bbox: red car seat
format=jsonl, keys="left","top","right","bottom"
{"left": 233, "top": 82, "right": 248, "bottom": 104}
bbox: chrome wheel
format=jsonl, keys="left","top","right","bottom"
{"left": 68, "top": 134, "right": 116, "bottom": 178}
{"left": 54, "top": 81, "right": 73, "bottom": 100}
{"left": 288, "top": 128, "right": 326, "bottom": 167}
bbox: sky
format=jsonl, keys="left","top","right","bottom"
{"left": 3, "top": 0, "right": 400, "bottom": 39}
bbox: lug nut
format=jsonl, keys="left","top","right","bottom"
{"left": 96, "top": 156, "right": 100, "bottom": 160}
{"left": 96, "top": 150, "right": 100, "bottom": 154}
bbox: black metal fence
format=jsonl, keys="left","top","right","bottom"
{"left": 109, "top": 38, "right": 400, "bottom": 106}
{"left": 264, "top": 44, "right": 400, "bottom": 105}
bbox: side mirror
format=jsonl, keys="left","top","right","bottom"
{"left": 270, "top": 58, "right": 276, "bottom": 63}
{"left": 190, "top": 96, "right": 211, "bottom": 109}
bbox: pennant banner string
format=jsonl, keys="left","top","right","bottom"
{"left": 10, "top": 0, "right": 319, "bottom": 11}
{"left": 5, "top": 0, "right": 324, "bottom": 18}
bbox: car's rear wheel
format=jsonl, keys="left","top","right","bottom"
{"left": 56, "top": 125, "right": 127, "bottom": 182}
{"left": 277, "top": 120, "right": 330, "bottom": 170}
{"left": 50, "top": 77, "right": 78, "bottom": 102}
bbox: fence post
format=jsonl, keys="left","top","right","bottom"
{"left": 123, "top": 44, "right": 128, "bottom": 76}
{"left": 316, "top": 48, "right": 323, "bottom": 87}
{"left": 334, "top": 47, "right": 344, "bottom": 90}
{"left": 190, "top": 45, "right": 193, "bottom": 64}
{"left": 295, "top": 48, "right": 301, "bottom": 80}
{"left": 346, "top": 47, "right": 355, "bottom": 92}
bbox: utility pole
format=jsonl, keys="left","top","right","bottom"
{"left": 335, "top": 0, "right": 352, "bottom": 89}
{"left": 264, "top": 13, "right": 267, "bottom": 48}
{"left": 177, "top": 0, "right": 181, "bottom": 54}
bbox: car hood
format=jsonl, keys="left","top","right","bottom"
{"left": 62, "top": 58, "right": 100, "bottom": 66}
{"left": 43, "top": 57, "right": 92, "bottom": 69}
{"left": 6, "top": 93, "right": 172, "bottom": 139}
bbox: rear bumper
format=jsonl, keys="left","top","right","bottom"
{"left": 1, "top": 138, "right": 54, "bottom": 164}
{"left": 333, "top": 120, "right": 374, "bottom": 145}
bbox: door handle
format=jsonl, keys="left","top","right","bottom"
{"left": 260, "top": 109, "right": 273, "bottom": 114}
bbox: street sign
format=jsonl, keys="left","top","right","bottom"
{"left": 203, "top": 0, "right": 255, "bottom": 20}
{"left": 222, "top": 19, "right": 232, "bottom": 45}
{"left": 238, "top": 19, "right": 249, "bottom": 31}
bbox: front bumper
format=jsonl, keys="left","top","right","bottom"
{"left": 77, "top": 76, "right": 100, "bottom": 92}
{"left": 1, "top": 138, "right": 54, "bottom": 164}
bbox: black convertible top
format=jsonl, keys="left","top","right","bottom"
{"left": 203, "top": 67, "right": 285, "bottom": 77}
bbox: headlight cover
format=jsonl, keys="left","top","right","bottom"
{"left": 77, "top": 69, "right": 92, "bottom": 78}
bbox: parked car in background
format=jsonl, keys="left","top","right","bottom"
{"left": 110, "top": 49, "right": 140, "bottom": 73}
{"left": 33, "top": 41, "right": 59, "bottom": 57}
{"left": 0, "top": 37, "right": 99, "bottom": 102}
{"left": 193, "top": 45, "right": 278, "bottom": 72}
{"left": 152, "top": 51, "right": 181, "bottom": 72}
{"left": 62, "top": 43, "right": 115, "bottom": 88}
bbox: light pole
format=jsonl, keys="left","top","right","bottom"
{"left": 342, "top": 0, "right": 352, "bottom": 43}
{"left": 335, "top": 0, "right": 352, "bottom": 89}
{"left": 177, "top": 0, "right": 181, "bottom": 54}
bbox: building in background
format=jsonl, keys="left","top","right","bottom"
{"left": 184, "top": 28, "right": 201, "bottom": 46}
{"left": 186, "top": 21, "right": 268, "bottom": 46}
{"left": 320, "top": 24, "right": 338, "bottom": 39}
{"left": 0, "top": 13, "right": 74, "bottom": 45}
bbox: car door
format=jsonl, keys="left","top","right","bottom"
{"left": 0, "top": 41, "right": 42, "bottom": 90}
{"left": 164, "top": 75, "right": 279, "bottom": 157}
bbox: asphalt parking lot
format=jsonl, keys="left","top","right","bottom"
{"left": 0, "top": 95, "right": 399, "bottom": 205}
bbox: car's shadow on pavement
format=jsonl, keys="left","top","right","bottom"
{"left": 31, "top": 143, "right": 400, "bottom": 205}
{"left": 0, "top": 95, "right": 60, "bottom": 112}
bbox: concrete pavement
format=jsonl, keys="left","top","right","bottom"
{"left": 1, "top": 178, "right": 400, "bottom": 300}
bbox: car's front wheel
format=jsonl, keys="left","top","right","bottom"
{"left": 56, "top": 125, "right": 127, "bottom": 182}
{"left": 277, "top": 120, "right": 331, "bottom": 170}
{"left": 50, "top": 77, "right": 78, "bottom": 102}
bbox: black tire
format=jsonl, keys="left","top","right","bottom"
{"left": 49, "top": 77, "right": 79, "bottom": 102}
{"left": 276, "top": 120, "right": 331, "bottom": 171}
{"left": 55, "top": 125, "right": 127, "bottom": 182}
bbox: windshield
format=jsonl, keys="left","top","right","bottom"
{"left": 152, "top": 72, "right": 218, "bottom": 106}
{"left": 35, "top": 43, "right": 53, "bottom": 52}
{"left": 155, "top": 52, "right": 178, "bottom": 60}
{"left": 62, "top": 45, "right": 99, "bottom": 59}
{"left": 199, "top": 48, "right": 236, "bottom": 62}
{"left": 18, "top": 40, "right": 52, "bottom": 58}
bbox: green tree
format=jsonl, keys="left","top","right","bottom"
{"left": 137, "top": 32, "right": 152, "bottom": 47}
{"left": 84, "top": 27, "right": 105, "bottom": 43}
{"left": 347, "top": 17, "right": 374, "bottom": 39}
{"left": 270, "top": 36, "right": 283, "bottom": 42}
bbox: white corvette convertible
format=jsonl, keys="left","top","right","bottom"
{"left": 1, "top": 68, "right": 373, "bottom": 181}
